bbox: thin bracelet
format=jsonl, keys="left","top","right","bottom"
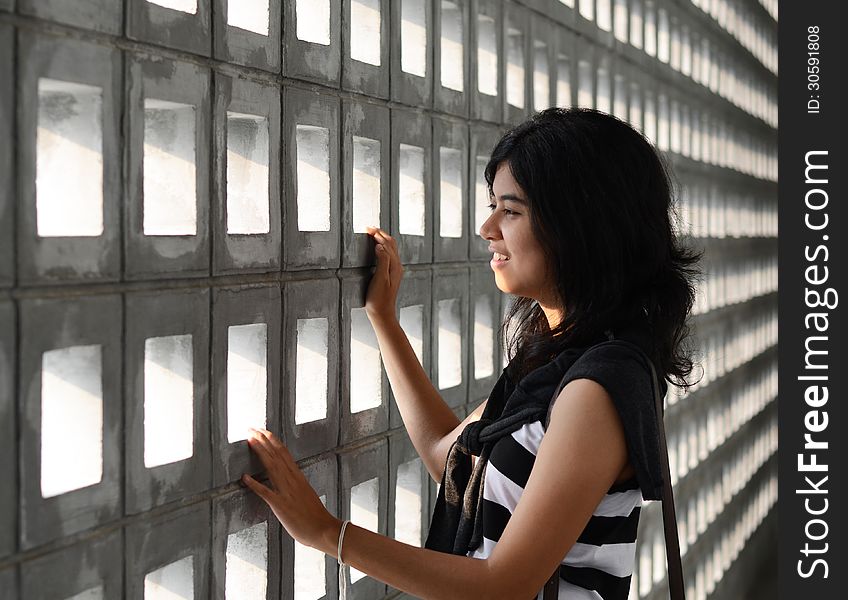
{"left": 338, "top": 520, "right": 351, "bottom": 600}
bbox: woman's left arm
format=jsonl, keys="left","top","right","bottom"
{"left": 243, "top": 376, "right": 628, "bottom": 600}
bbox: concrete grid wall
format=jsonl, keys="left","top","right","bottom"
{"left": 0, "top": 0, "right": 778, "bottom": 598}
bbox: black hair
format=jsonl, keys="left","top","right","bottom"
{"left": 485, "top": 107, "right": 703, "bottom": 390}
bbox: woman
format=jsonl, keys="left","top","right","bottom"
{"left": 243, "top": 107, "right": 702, "bottom": 599}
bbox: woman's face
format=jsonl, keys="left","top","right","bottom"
{"left": 479, "top": 163, "right": 556, "bottom": 304}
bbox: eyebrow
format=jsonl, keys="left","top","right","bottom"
{"left": 497, "top": 193, "right": 528, "bottom": 205}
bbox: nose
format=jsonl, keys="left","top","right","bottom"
{"left": 479, "top": 210, "right": 500, "bottom": 242}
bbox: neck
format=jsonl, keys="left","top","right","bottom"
{"left": 539, "top": 301, "right": 564, "bottom": 331}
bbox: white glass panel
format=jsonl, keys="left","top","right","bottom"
{"left": 296, "top": 0, "right": 330, "bottom": 45}
{"left": 556, "top": 55, "right": 571, "bottom": 107}
{"left": 399, "top": 305, "right": 424, "bottom": 366}
{"left": 577, "top": 60, "right": 593, "bottom": 108}
{"left": 440, "top": 1, "right": 463, "bottom": 91}
{"left": 144, "top": 335, "right": 194, "bottom": 468}
{"left": 645, "top": 1, "right": 657, "bottom": 57}
{"left": 398, "top": 144, "right": 426, "bottom": 236}
{"left": 614, "top": 0, "right": 628, "bottom": 43}
{"left": 401, "top": 0, "right": 427, "bottom": 76}
{"left": 439, "top": 147, "right": 462, "bottom": 238}
{"left": 147, "top": 0, "right": 196, "bottom": 13}
{"left": 533, "top": 40, "right": 549, "bottom": 112}
{"left": 477, "top": 14, "right": 497, "bottom": 96}
{"left": 657, "top": 7, "right": 669, "bottom": 62}
{"left": 597, "top": 0, "right": 612, "bottom": 31}
{"left": 351, "top": 0, "right": 381, "bottom": 65}
{"left": 294, "top": 496, "right": 327, "bottom": 599}
{"left": 474, "top": 156, "right": 488, "bottom": 236}
{"left": 225, "top": 522, "right": 268, "bottom": 599}
{"left": 579, "top": 0, "right": 594, "bottom": 21}
{"left": 295, "top": 318, "right": 328, "bottom": 424}
{"left": 395, "top": 459, "right": 423, "bottom": 546}
{"left": 629, "top": 83, "right": 642, "bottom": 131}
{"left": 36, "top": 79, "right": 103, "bottom": 238}
{"left": 613, "top": 74, "right": 627, "bottom": 119}
{"left": 227, "top": 112, "right": 270, "bottom": 235}
{"left": 65, "top": 587, "right": 103, "bottom": 600}
{"left": 473, "top": 296, "right": 494, "bottom": 379}
{"left": 41, "top": 345, "right": 103, "bottom": 498}
{"left": 350, "top": 478, "right": 379, "bottom": 583}
{"left": 505, "top": 26, "right": 524, "bottom": 108}
{"left": 227, "top": 0, "right": 269, "bottom": 36}
{"left": 143, "top": 99, "right": 197, "bottom": 236}
{"left": 144, "top": 556, "right": 194, "bottom": 600}
{"left": 227, "top": 324, "right": 267, "bottom": 443}
{"left": 437, "top": 298, "right": 462, "bottom": 389}
{"left": 350, "top": 307, "right": 382, "bottom": 414}
{"left": 295, "top": 125, "right": 331, "bottom": 232}
{"left": 352, "top": 136, "right": 381, "bottom": 234}
{"left": 597, "top": 66, "right": 610, "bottom": 113}
{"left": 630, "top": 0, "right": 643, "bottom": 49}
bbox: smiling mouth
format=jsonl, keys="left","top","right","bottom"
{"left": 493, "top": 252, "right": 510, "bottom": 261}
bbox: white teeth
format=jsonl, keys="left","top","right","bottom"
{"left": 494, "top": 252, "right": 509, "bottom": 261}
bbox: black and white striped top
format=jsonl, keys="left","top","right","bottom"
{"left": 466, "top": 340, "right": 666, "bottom": 600}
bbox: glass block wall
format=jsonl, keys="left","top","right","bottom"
{"left": 0, "top": 0, "right": 777, "bottom": 599}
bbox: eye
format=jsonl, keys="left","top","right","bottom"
{"left": 487, "top": 203, "right": 518, "bottom": 216}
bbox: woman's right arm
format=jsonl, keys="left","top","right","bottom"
{"left": 365, "top": 226, "right": 487, "bottom": 483}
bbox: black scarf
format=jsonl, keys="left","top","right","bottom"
{"left": 424, "top": 337, "right": 608, "bottom": 556}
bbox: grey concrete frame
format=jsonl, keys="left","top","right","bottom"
{"left": 283, "top": 86, "right": 341, "bottom": 270}
{"left": 341, "top": 98, "right": 390, "bottom": 268}
{"left": 126, "top": 502, "right": 211, "bottom": 600}
{"left": 0, "top": 568, "right": 15, "bottom": 597}
{"left": 17, "top": 33, "right": 122, "bottom": 284}
{"left": 0, "top": 0, "right": 12, "bottom": 12}
{"left": 211, "top": 285, "right": 282, "bottom": 487}
{"left": 530, "top": 13, "right": 556, "bottom": 112}
{"left": 470, "top": 0, "right": 503, "bottom": 123}
{"left": 282, "top": 277, "right": 340, "bottom": 462}
{"left": 387, "top": 431, "right": 430, "bottom": 555}
{"left": 0, "top": 302, "right": 15, "bottom": 558}
{"left": 18, "top": 0, "right": 121, "bottom": 34}
{"left": 20, "top": 531, "right": 122, "bottom": 598}
{"left": 281, "top": 454, "right": 339, "bottom": 600}
{"left": 390, "top": 107, "right": 433, "bottom": 265}
{"left": 18, "top": 295, "right": 122, "bottom": 549}
{"left": 555, "top": 25, "right": 577, "bottom": 109}
{"left": 212, "top": 489, "right": 281, "bottom": 600}
{"left": 469, "top": 266, "right": 502, "bottom": 401}
{"left": 432, "top": 116, "right": 469, "bottom": 262}
{"left": 390, "top": 0, "right": 434, "bottom": 108}
{"left": 468, "top": 122, "right": 502, "bottom": 260}
{"left": 0, "top": 26, "right": 10, "bottom": 286}
{"left": 213, "top": 0, "right": 281, "bottom": 71}
{"left": 283, "top": 0, "right": 342, "bottom": 86}
{"left": 389, "top": 268, "right": 433, "bottom": 430}
{"left": 125, "top": 55, "right": 211, "bottom": 279}
{"left": 341, "top": 0, "right": 390, "bottom": 98}
{"left": 124, "top": 288, "right": 211, "bottom": 514}
{"left": 433, "top": 0, "right": 470, "bottom": 117}
{"left": 212, "top": 74, "right": 282, "bottom": 275}
{"left": 520, "top": 0, "right": 575, "bottom": 28}
{"left": 339, "top": 438, "right": 389, "bottom": 600}
{"left": 340, "top": 273, "right": 390, "bottom": 445}
{"left": 573, "top": 0, "right": 615, "bottom": 48}
{"left": 503, "top": 1, "right": 530, "bottom": 125}
{"left": 431, "top": 266, "right": 469, "bottom": 408}
{"left": 127, "top": 0, "right": 212, "bottom": 57}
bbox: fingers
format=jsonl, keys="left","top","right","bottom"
{"left": 242, "top": 473, "right": 276, "bottom": 504}
{"left": 365, "top": 226, "right": 397, "bottom": 250}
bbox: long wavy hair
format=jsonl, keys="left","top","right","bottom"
{"left": 486, "top": 107, "right": 703, "bottom": 390}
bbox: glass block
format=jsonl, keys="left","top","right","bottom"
{"left": 144, "top": 334, "right": 194, "bottom": 468}
{"left": 296, "top": 0, "right": 330, "bottom": 45}
{"left": 295, "top": 318, "right": 329, "bottom": 425}
{"left": 350, "top": 308, "right": 382, "bottom": 414}
{"left": 227, "top": 324, "right": 267, "bottom": 443}
{"left": 398, "top": 144, "right": 426, "bottom": 236}
{"left": 614, "top": 0, "right": 628, "bottom": 43}
{"left": 352, "top": 136, "right": 381, "bottom": 234}
{"left": 144, "top": 556, "right": 194, "bottom": 600}
{"left": 506, "top": 25, "right": 524, "bottom": 109}
{"left": 228, "top": 0, "right": 270, "bottom": 36}
{"left": 294, "top": 495, "right": 327, "bottom": 599}
{"left": 556, "top": 54, "right": 571, "bottom": 107}
{"left": 474, "top": 155, "right": 488, "bottom": 236}
{"left": 401, "top": 0, "right": 427, "bottom": 76}
{"left": 227, "top": 112, "right": 270, "bottom": 235}
{"left": 437, "top": 298, "right": 462, "bottom": 389}
{"left": 613, "top": 74, "right": 627, "bottom": 119}
{"left": 577, "top": 59, "right": 593, "bottom": 108}
{"left": 143, "top": 99, "right": 197, "bottom": 236}
{"left": 399, "top": 304, "right": 424, "bottom": 366}
{"left": 438, "top": 147, "right": 462, "bottom": 238}
{"left": 473, "top": 295, "right": 494, "bottom": 379}
{"left": 597, "top": 66, "right": 610, "bottom": 113}
{"left": 36, "top": 79, "right": 104, "bottom": 238}
{"left": 476, "top": 14, "right": 497, "bottom": 96}
{"left": 65, "top": 587, "right": 104, "bottom": 600}
{"left": 629, "top": 82, "right": 642, "bottom": 131}
{"left": 630, "top": 0, "right": 643, "bottom": 49}
{"left": 41, "top": 344, "right": 103, "bottom": 498}
{"left": 295, "top": 125, "right": 331, "bottom": 232}
{"left": 225, "top": 522, "right": 268, "bottom": 599}
{"left": 394, "top": 458, "right": 423, "bottom": 546}
{"left": 351, "top": 0, "right": 381, "bottom": 66}
{"left": 349, "top": 477, "right": 379, "bottom": 583}
{"left": 533, "top": 40, "right": 549, "bottom": 112}
{"left": 147, "top": 0, "right": 197, "bottom": 13}
{"left": 579, "top": 0, "right": 594, "bottom": 21}
{"left": 644, "top": 2, "right": 656, "bottom": 57}
{"left": 440, "top": 1, "right": 463, "bottom": 91}
{"left": 597, "top": 0, "right": 612, "bottom": 31}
